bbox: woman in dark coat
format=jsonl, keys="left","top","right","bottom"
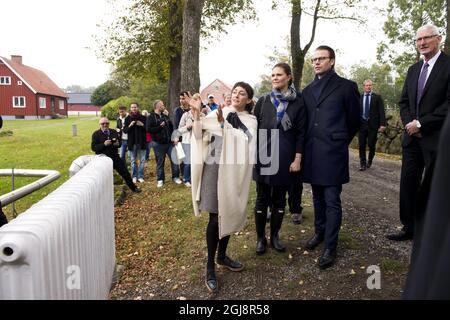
{"left": 253, "top": 62, "right": 306, "bottom": 255}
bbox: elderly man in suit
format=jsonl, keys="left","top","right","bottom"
{"left": 358, "top": 79, "right": 386, "bottom": 171}
{"left": 302, "top": 45, "right": 361, "bottom": 269}
{"left": 387, "top": 24, "right": 450, "bottom": 242}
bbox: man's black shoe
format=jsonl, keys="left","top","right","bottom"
{"left": 216, "top": 256, "right": 244, "bottom": 272}
{"left": 367, "top": 160, "right": 372, "bottom": 169}
{"left": 205, "top": 269, "right": 218, "bottom": 293}
{"left": 386, "top": 230, "right": 413, "bottom": 241}
{"left": 133, "top": 187, "right": 142, "bottom": 193}
{"left": 359, "top": 164, "right": 367, "bottom": 171}
{"left": 318, "top": 249, "right": 337, "bottom": 269}
{"left": 305, "top": 234, "right": 324, "bottom": 250}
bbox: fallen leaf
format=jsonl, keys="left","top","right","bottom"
{"left": 303, "top": 251, "right": 309, "bottom": 255}
{"left": 299, "top": 280, "right": 304, "bottom": 285}
{"left": 350, "top": 269, "right": 356, "bottom": 275}
{"left": 289, "top": 254, "right": 293, "bottom": 259}
{"left": 178, "top": 297, "right": 187, "bottom": 300}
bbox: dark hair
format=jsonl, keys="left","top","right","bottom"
{"left": 232, "top": 81, "right": 254, "bottom": 113}
{"left": 130, "top": 102, "right": 140, "bottom": 108}
{"left": 315, "top": 45, "right": 336, "bottom": 68}
{"left": 273, "top": 62, "right": 293, "bottom": 86}
{"left": 118, "top": 105, "right": 127, "bottom": 111}
{"left": 179, "top": 91, "right": 188, "bottom": 97}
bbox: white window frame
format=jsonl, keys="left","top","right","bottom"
{"left": 39, "top": 97, "right": 46, "bottom": 109}
{"left": 0, "top": 76, "right": 11, "bottom": 85}
{"left": 59, "top": 99, "right": 65, "bottom": 110}
{"left": 12, "top": 96, "right": 26, "bottom": 108}
{"left": 17, "top": 80, "right": 22, "bottom": 85}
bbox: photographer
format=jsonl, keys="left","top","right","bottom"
{"left": 91, "top": 117, "right": 141, "bottom": 193}
{"left": 123, "top": 103, "right": 147, "bottom": 183}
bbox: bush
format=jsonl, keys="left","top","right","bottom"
{"left": 101, "top": 96, "right": 135, "bottom": 120}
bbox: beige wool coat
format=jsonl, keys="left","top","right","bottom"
{"left": 190, "top": 106, "right": 257, "bottom": 238}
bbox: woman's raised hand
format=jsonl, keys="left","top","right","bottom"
{"left": 217, "top": 107, "right": 224, "bottom": 125}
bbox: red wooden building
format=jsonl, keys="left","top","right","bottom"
{"left": 0, "top": 55, "right": 68, "bottom": 120}
{"left": 200, "top": 79, "right": 233, "bottom": 105}
{"left": 67, "top": 93, "right": 101, "bottom": 116}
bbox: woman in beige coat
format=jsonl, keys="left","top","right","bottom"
{"left": 187, "top": 82, "right": 257, "bottom": 293}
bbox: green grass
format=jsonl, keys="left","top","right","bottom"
{"left": 0, "top": 117, "right": 100, "bottom": 218}
{"left": 381, "top": 258, "right": 408, "bottom": 273}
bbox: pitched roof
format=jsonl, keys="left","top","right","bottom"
{"left": 68, "top": 93, "right": 93, "bottom": 104}
{"left": 0, "top": 56, "right": 68, "bottom": 98}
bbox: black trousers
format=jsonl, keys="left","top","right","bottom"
{"left": 255, "top": 182, "right": 289, "bottom": 212}
{"left": 288, "top": 181, "right": 303, "bottom": 214}
{"left": 399, "top": 139, "right": 426, "bottom": 234}
{"left": 358, "top": 120, "right": 378, "bottom": 165}
{"left": 112, "top": 155, "right": 137, "bottom": 191}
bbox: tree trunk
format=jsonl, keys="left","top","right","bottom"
{"left": 181, "top": 0, "right": 205, "bottom": 93}
{"left": 167, "top": 0, "right": 183, "bottom": 113}
{"left": 445, "top": 0, "right": 450, "bottom": 55}
{"left": 167, "top": 54, "right": 182, "bottom": 114}
{"left": 290, "top": 0, "right": 302, "bottom": 91}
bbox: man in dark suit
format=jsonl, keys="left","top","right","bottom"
{"left": 91, "top": 117, "right": 141, "bottom": 193}
{"left": 387, "top": 24, "right": 450, "bottom": 241}
{"left": 302, "top": 46, "right": 361, "bottom": 269}
{"left": 403, "top": 112, "right": 450, "bottom": 299}
{"left": 358, "top": 79, "right": 386, "bottom": 171}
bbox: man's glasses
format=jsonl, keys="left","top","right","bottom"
{"left": 415, "top": 34, "right": 439, "bottom": 43}
{"left": 100, "top": 122, "right": 109, "bottom": 125}
{"left": 311, "top": 56, "right": 331, "bottom": 63}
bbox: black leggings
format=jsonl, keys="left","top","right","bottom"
{"left": 206, "top": 213, "right": 230, "bottom": 270}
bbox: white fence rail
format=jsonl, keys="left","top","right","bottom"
{"left": 0, "top": 156, "right": 116, "bottom": 300}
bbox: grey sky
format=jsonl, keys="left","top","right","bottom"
{"left": 0, "top": 0, "right": 390, "bottom": 90}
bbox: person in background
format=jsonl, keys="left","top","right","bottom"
{"left": 141, "top": 110, "right": 153, "bottom": 161}
{"left": 222, "top": 93, "right": 232, "bottom": 109}
{"left": 358, "top": 79, "right": 386, "bottom": 171}
{"left": 207, "top": 94, "right": 219, "bottom": 112}
{"left": 91, "top": 117, "right": 141, "bottom": 193}
{"left": 146, "top": 100, "right": 182, "bottom": 188}
{"left": 172, "top": 102, "right": 197, "bottom": 187}
{"left": 116, "top": 106, "right": 129, "bottom": 161}
{"left": 123, "top": 103, "right": 147, "bottom": 184}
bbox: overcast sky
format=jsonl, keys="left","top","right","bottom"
{"left": 0, "top": 0, "right": 389, "bottom": 90}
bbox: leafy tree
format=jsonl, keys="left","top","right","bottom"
{"left": 98, "top": 0, "right": 255, "bottom": 112}
{"left": 287, "top": 0, "right": 368, "bottom": 90}
{"left": 377, "top": 0, "right": 446, "bottom": 82}
{"left": 91, "top": 80, "right": 127, "bottom": 106}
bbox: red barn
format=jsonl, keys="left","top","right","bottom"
{"left": 200, "top": 79, "right": 233, "bottom": 105}
{"left": 67, "top": 93, "right": 101, "bottom": 116}
{"left": 0, "top": 55, "right": 68, "bottom": 120}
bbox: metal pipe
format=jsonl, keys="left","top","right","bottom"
{"left": 0, "top": 169, "right": 60, "bottom": 207}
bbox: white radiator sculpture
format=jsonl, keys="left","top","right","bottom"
{"left": 0, "top": 156, "right": 116, "bottom": 300}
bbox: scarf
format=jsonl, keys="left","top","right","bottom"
{"left": 270, "top": 84, "right": 297, "bottom": 124}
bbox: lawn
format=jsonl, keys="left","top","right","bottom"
{"left": 0, "top": 116, "right": 100, "bottom": 219}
